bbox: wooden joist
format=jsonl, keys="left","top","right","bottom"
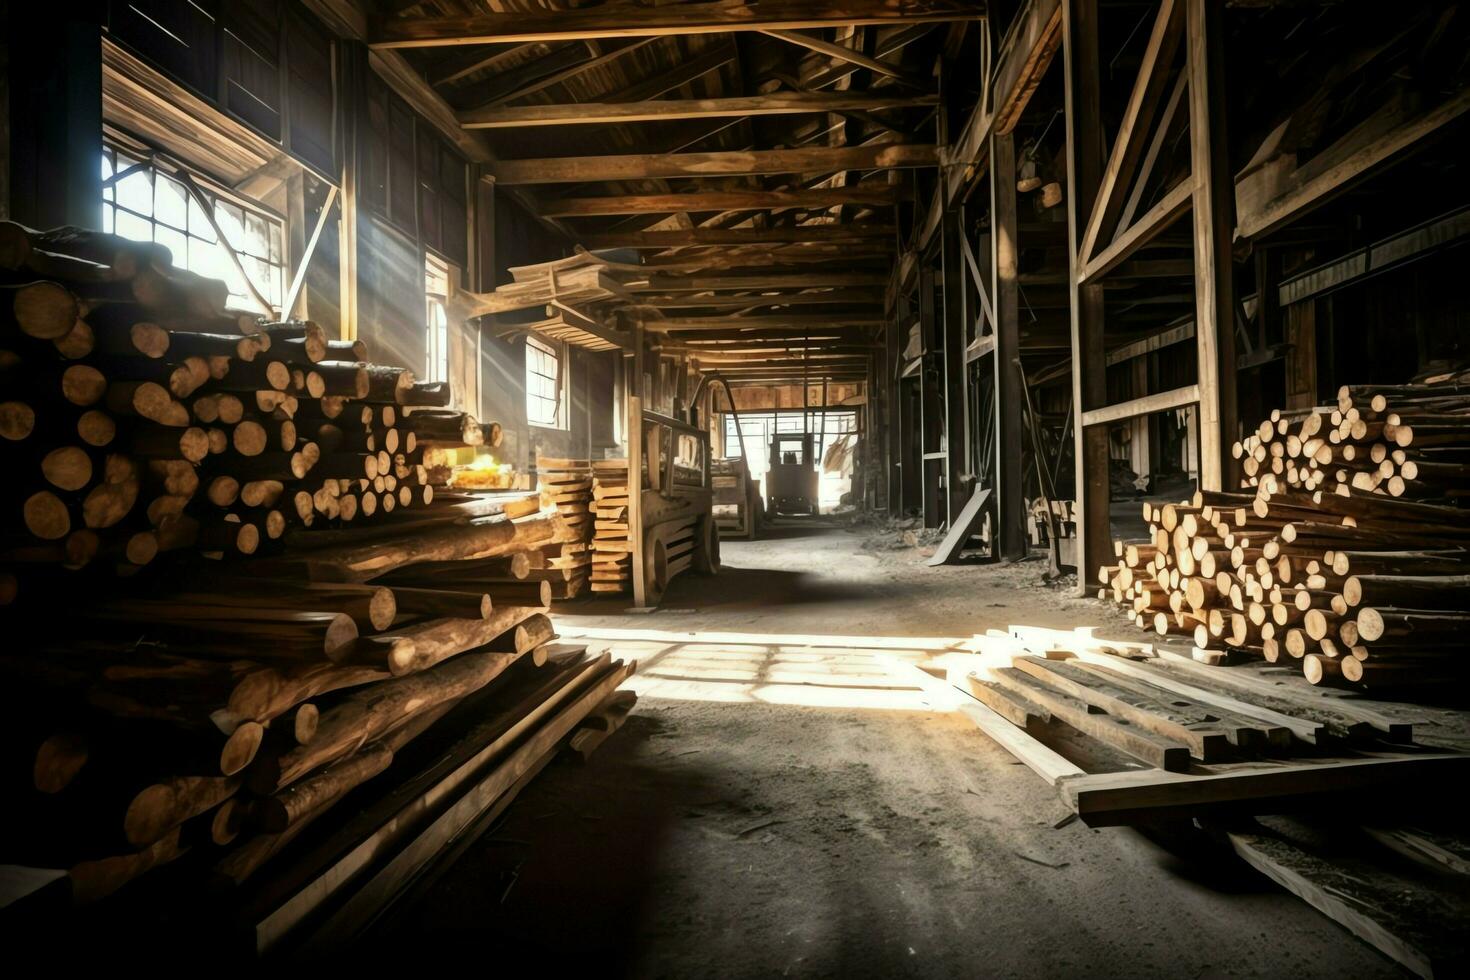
{"left": 370, "top": 2, "right": 989, "bottom": 48}
{"left": 538, "top": 186, "right": 902, "bottom": 218}
{"left": 460, "top": 92, "right": 938, "bottom": 128}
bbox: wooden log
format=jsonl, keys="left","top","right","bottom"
{"left": 282, "top": 512, "right": 561, "bottom": 582}
{"left": 375, "top": 605, "right": 543, "bottom": 675}
{"left": 245, "top": 647, "right": 528, "bottom": 794}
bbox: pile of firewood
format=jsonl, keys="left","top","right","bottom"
{"left": 590, "top": 459, "right": 632, "bottom": 593}
{"left": 1, "top": 222, "right": 635, "bottom": 911}
{"left": 536, "top": 455, "right": 593, "bottom": 598}
{"left": 1100, "top": 378, "right": 1470, "bottom": 693}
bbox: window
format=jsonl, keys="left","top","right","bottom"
{"left": 101, "top": 140, "right": 286, "bottom": 314}
{"left": 424, "top": 253, "right": 449, "bottom": 384}
{"left": 526, "top": 336, "right": 565, "bottom": 428}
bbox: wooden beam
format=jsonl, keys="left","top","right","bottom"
{"left": 634, "top": 290, "right": 884, "bottom": 309}
{"left": 372, "top": 2, "right": 989, "bottom": 47}
{"left": 1236, "top": 86, "right": 1470, "bottom": 241}
{"left": 1061, "top": 755, "right": 1470, "bottom": 827}
{"left": 1064, "top": 0, "right": 1110, "bottom": 594}
{"left": 1187, "top": 0, "right": 1237, "bottom": 492}
{"left": 466, "top": 38, "right": 658, "bottom": 111}
{"left": 543, "top": 187, "right": 900, "bottom": 217}
{"left": 1075, "top": 0, "right": 1183, "bottom": 268}
{"left": 582, "top": 223, "right": 894, "bottom": 248}
{"left": 761, "top": 29, "right": 921, "bottom": 83}
{"left": 1080, "top": 383, "right": 1198, "bottom": 428}
{"left": 941, "top": 208, "right": 970, "bottom": 527}
{"left": 992, "top": 133, "right": 1025, "bottom": 559}
{"left": 490, "top": 143, "right": 939, "bottom": 184}
{"left": 633, "top": 271, "right": 889, "bottom": 291}
{"left": 646, "top": 315, "right": 885, "bottom": 331}
{"left": 460, "top": 92, "right": 939, "bottom": 128}
{"left": 1077, "top": 178, "right": 1192, "bottom": 284}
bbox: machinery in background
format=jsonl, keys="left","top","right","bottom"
{"left": 766, "top": 433, "right": 821, "bottom": 517}
{"left": 712, "top": 456, "right": 761, "bottom": 538}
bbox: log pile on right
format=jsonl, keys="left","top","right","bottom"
{"left": 1100, "top": 379, "right": 1470, "bottom": 693}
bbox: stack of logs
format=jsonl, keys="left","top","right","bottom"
{"left": 1100, "top": 378, "right": 1470, "bottom": 693}
{"left": 590, "top": 460, "right": 632, "bottom": 593}
{"left": 535, "top": 455, "right": 593, "bottom": 599}
{"left": 1, "top": 221, "right": 633, "bottom": 909}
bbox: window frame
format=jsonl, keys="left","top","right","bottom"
{"left": 101, "top": 131, "right": 288, "bottom": 316}
{"left": 525, "top": 335, "right": 567, "bottom": 430}
{"left": 424, "top": 251, "right": 450, "bottom": 385}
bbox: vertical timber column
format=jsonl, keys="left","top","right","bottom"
{"left": 1187, "top": 0, "right": 1238, "bottom": 491}
{"left": 888, "top": 295, "right": 907, "bottom": 515}
{"left": 1064, "top": 0, "right": 1112, "bottom": 592}
{"left": 991, "top": 132, "right": 1026, "bottom": 560}
{"left": 940, "top": 208, "right": 969, "bottom": 525}
{"left": 917, "top": 265, "right": 941, "bottom": 527}
{"left": 337, "top": 41, "right": 367, "bottom": 343}
{"left": 5, "top": 2, "right": 102, "bottom": 228}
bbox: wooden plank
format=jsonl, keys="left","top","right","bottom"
{"left": 1080, "top": 383, "right": 1198, "bottom": 428}
{"left": 886, "top": 659, "right": 1085, "bottom": 785}
{"left": 1227, "top": 825, "right": 1468, "bottom": 978}
{"left": 1011, "top": 657, "right": 1231, "bottom": 761}
{"left": 1060, "top": 650, "right": 1326, "bottom": 744}
{"left": 925, "top": 486, "right": 991, "bottom": 566}
{"left": 646, "top": 314, "right": 884, "bottom": 331}
{"left": 1061, "top": 754, "right": 1470, "bottom": 826}
{"left": 988, "top": 667, "right": 1192, "bottom": 771}
{"left": 490, "top": 143, "right": 939, "bottom": 184}
{"left": 1361, "top": 826, "right": 1470, "bottom": 878}
{"left": 467, "top": 38, "right": 656, "bottom": 111}
{"left": 541, "top": 186, "right": 900, "bottom": 217}
{"left": 463, "top": 91, "right": 940, "bottom": 128}
{"left": 965, "top": 674, "right": 1051, "bottom": 727}
{"left": 372, "top": 3, "right": 990, "bottom": 47}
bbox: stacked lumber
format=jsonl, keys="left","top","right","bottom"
{"left": 0, "top": 221, "right": 504, "bottom": 593}
{"left": 1100, "top": 378, "right": 1470, "bottom": 693}
{"left": 536, "top": 455, "right": 593, "bottom": 598}
{"left": 0, "top": 222, "right": 637, "bottom": 915}
{"left": 590, "top": 459, "right": 632, "bottom": 593}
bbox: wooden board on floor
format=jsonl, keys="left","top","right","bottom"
{"left": 926, "top": 487, "right": 991, "bottom": 566}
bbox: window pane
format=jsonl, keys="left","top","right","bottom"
{"left": 189, "top": 237, "right": 222, "bottom": 278}
{"left": 215, "top": 202, "right": 245, "bottom": 251}
{"left": 116, "top": 166, "right": 153, "bottom": 216}
{"left": 244, "top": 212, "right": 269, "bottom": 259}
{"left": 102, "top": 204, "right": 114, "bottom": 234}
{"left": 154, "top": 225, "right": 188, "bottom": 267}
{"left": 114, "top": 209, "right": 152, "bottom": 243}
{"left": 188, "top": 194, "right": 216, "bottom": 242}
{"left": 155, "top": 175, "right": 188, "bottom": 230}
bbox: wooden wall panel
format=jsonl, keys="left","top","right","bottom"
{"left": 357, "top": 213, "right": 425, "bottom": 375}
{"left": 219, "top": 2, "right": 281, "bottom": 140}
{"left": 387, "top": 96, "right": 417, "bottom": 232}
{"left": 284, "top": 6, "right": 335, "bottom": 177}
{"left": 416, "top": 129, "right": 441, "bottom": 254}
{"left": 109, "top": 0, "right": 218, "bottom": 97}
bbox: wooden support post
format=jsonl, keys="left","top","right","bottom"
{"left": 941, "top": 208, "right": 969, "bottom": 526}
{"left": 338, "top": 41, "right": 367, "bottom": 343}
{"left": 991, "top": 132, "right": 1026, "bottom": 560}
{"left": 629, "top": 323, "right": 647, "bottom": 608}
{"left": 5, "top": 3, "right": 102, "bottom": 228}
{"left": 887, "top": 296, "right": 905, "bottom": 515}
{"left": 1064, "top": 0, "right": 1112, "bottom": 593}
{"left": 1186, "top": 0, "right": 1237, "bottom": 492}
{"left": 918, "top": 265, "right": 943, "bottom": 528}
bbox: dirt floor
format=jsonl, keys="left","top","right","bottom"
{"left": 380, "top": 518, "right": 1404, "bottom": 978}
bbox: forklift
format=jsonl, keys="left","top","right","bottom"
{"left": 766, "top": 433, "right": 821, "bottom": 516}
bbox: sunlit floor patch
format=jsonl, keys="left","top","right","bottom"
{"left": 555, "top": 625, "right": 975, "bottom": 710}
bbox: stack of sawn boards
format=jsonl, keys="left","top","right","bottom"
{"left": 591, "top": 459, "right": 632, "bottom": 593}
{"left": 536, "top": 455, "right": 593, "bottom": 598}
{"left": 1099, "top": 376, "right": 1470, "bottom": 694}
{"left": 0, "top": 221, "right": 637, "bottom": 923}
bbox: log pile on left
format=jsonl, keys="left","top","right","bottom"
{"left": 0, "top": 222, "right": 624, "bottom": 912}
